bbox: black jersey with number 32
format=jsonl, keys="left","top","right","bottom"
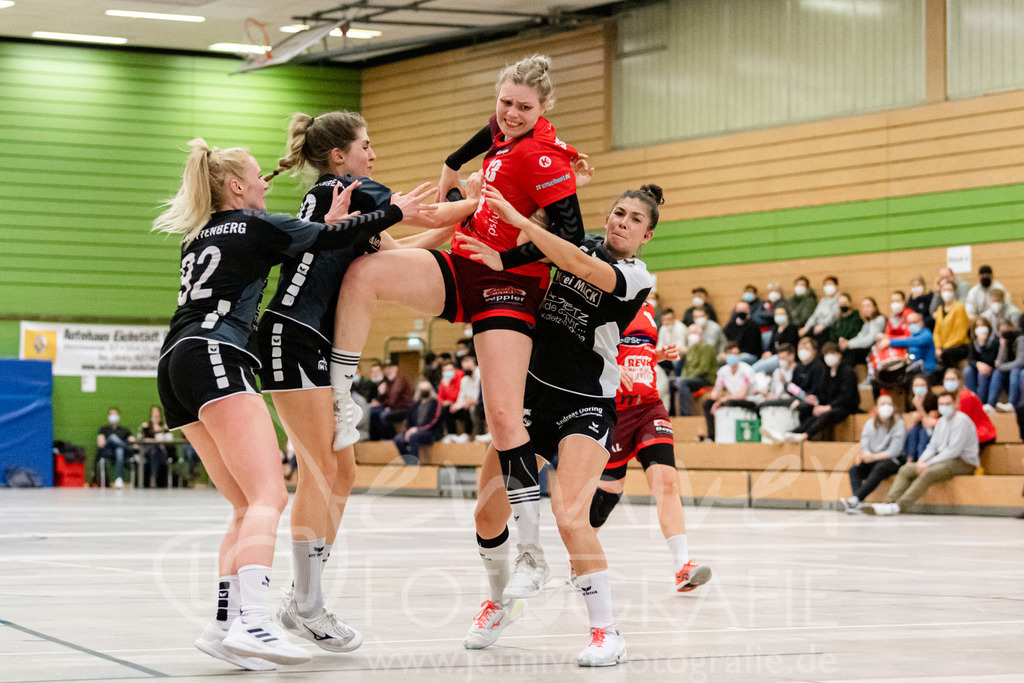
{"left": 162, "top": 209, "right": 357, "bottom": 362}
{"left": 528, "top": 238, "right": 653, "bottom": 399}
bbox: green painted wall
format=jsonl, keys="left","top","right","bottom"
{"left": 0, "top": 41, "right": 360, "bottom": 477}
{"left": 644, "top": 183, "right": 1024, "bottom": 271}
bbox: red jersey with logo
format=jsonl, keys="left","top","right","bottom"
{"left": 616, "top": 301, "right": 661, "bottom": 410}
{"left": 452, "top": 116, "right": 578, "bottom": 279}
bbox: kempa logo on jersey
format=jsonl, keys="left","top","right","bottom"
{"left": 535, "top": 172, "right": 570, "bottom": 191}
{"left": 538, "top": 155, "right": 552, "bottom": 168}
{"left": 482, "top": 286, "right": 526, "bottom": 304}
{"left": 556, "top": 269, "right": 601, "bottom": 305}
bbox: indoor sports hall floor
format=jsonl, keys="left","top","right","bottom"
{"left": 2, "top": 488, "right": 1022, "bottom": 682}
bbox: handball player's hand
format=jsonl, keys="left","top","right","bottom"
{"left": 325, "top": 181, "right": 361, "bottom": 223}
{"left": 453, "top": 233, "right": 504, "bottom": 272}
{"left": 465, "top": 171, "right": 484, "bottom": 200}
{"left": 656, "top": 344, "right": 680, "bottom": 363}
{"left": 572, "top": 153, "right": 595, "bottom": 187}
{"left": 391, "top": 182, "right": 438, "bottom": 219}
{"left": 618, "top": 365, "right": 634, "bottom": 391}
{"left": 482, "top": 187, "right": 528, "bottom": 226}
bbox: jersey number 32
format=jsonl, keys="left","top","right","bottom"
{"left": 178, "top": 246, "right": 222, "bottom": 305}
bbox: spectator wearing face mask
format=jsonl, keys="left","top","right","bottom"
{"left": 993, "top": 318, "right": 1024, "bottom": 414}
{"left": 764, "top": 344, "right": 798, "bottom": 400}
{"left": 740, "top": 284, "right": 763, "bottom": 320}
{"left": 825, "top": 292, "right": 863, "bottom": 352}
{"left": 904, "top": 375, "right": 939, "bottom": 462}
{"left": 682, "top": 287, "right": 719, "bottom": 325}
{"left": 674, "top": 323, "right": 718, "bottom": 416}
{"left": 963, "top": 318, "right": 1001, "bottom": 412}
{"left": 752, "top": 304, "right": 799, "bottom": 375}
{"left": 841, "top": 394, "right": 906, "bottom": 514}
{"left": 980, "top": 287, "right": 1020, "bottom": 333}
{"left": 352, "top": 362, "right": 383, "bottom": 404}
{"left": 932, "top": 266, "right": 970, "bottom": 308}
{"left": 942, "top": 367, "right": 996, "bottom": 446}
{"left": 96, "top": 408, "right": 136, "bottom": 489}
{"left": 882, "top": 311, "right": 936, "bottom": 379}
{"left": 701, "top": 342, "right": 755, "bottom": 440}
{"left": 932, "top": 279, "right": 971, "bottom": 375}
{"left": 792, "top": 337, "right": 826, "bottom": 403}
{"left": 394, "top": 381, "right": 444, "bottom": 465}
{"left": 369, "top": 363, "right": 414, "bottom": 441}
{"left": 437, "top": 360, "right": 468, "bottom": 441}
{"left": 799, "top": 276, "right": 841, "bottom": 342}
{"left": 657, "top": 308, "right": 687, "bottom": 377}
{"left": 692, "top": 307, "right": 726, "bottom": 355}
{"left": 965, "top": 265, "right": 1008, "bottom": 320}
{"left": 752, "top": 282, "right": 785, "bottom": 350}
{"left": 907, "top": 275, "right": 935, "bottom": 330}
{"left": 787, "top": 276, "right": 818, "bottom": 329}
{"left": 722, "top": 300, "right": 762, "bottom": 365}
{"left": 842, "top": 297, "right": 885, "bottom": 367}
{"left": 782, "top": 342, "right": 859, "bottom": 442}
{"left": 883, "top": 290, "right": 911, "bottom": 340}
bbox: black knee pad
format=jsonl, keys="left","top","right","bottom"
{"left": 589, "top": 487, "right": 622, "bottom": 529}
{"left": 499, "top": 442, "right": 538, "bottom": 491}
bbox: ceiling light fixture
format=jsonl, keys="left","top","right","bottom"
{"left": 32, "top": 31, "right": 128, "bottom": 44}
{"left": 280, "top": 24, "right": 381, "bottom": 39}
{"left": 0, "top": 2, "right": 16, "bottom": 10}
{"left": 105, "top": 10, "right": 205, "bottom": 23}
{"left": 209, "top": 43, "right": 271, "bottom": 54}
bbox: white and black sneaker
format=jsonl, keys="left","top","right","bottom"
{"left": 332, "top": 392, "right": 363, "bottom": 451}
{"left": 503, "top": 543, "right": 550, "bottom": 600}
{"left": 278, "top": 595, "right": 362, "bottom": 653}
{"left": 221, "top": 615, "right": 311, "bottom": 665}
{"left": 463, "top": 598, "right": 525, "bottom": 649}
{"left": 840, "top": 496, "right": 862, "bottom": 514}
{"left": 577, "top": 625, "right": 627, "bottom": 667}
{"left": 194, "top": 623, "right": 277, "bottom": 671}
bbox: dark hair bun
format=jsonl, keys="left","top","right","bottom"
{"left": 639, "top": 184, "right": 664, "bottom": 206}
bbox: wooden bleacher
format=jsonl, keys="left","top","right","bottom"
{"left": 351, "top": 413, "right": 1023, "bottom": 516}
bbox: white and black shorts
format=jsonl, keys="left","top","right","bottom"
{"left": 524, "top": 374, "right": 617, "bottom": 464}
{"left": 158, "top": 339, "right": 260, "bottom": 429}
{"left": 255, "top": 315, "right": 330, "bottom": 392}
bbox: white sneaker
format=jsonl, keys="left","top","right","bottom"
{"left": 278, "top": 596, "right": 362, "bottom": 653}
{"left": 983, "top": 404, "right": 996, "bottom": 416}
{"left": 759, "top": 427, "right": 782, "bottom": 444}
{"left": 503, "top": 543, "right": 550, "bottom": 600}
{"left": 783, "top": 431, "right": 807, "bottom": 443}
{"left": 221, "top": 615, "right": 311, "bottom": 665}
{"left": 840, "top": 496, "right": 860, "bottom": 513}
{"left": 332, "top": 392, "right": 363, "bottom": 451}
{"left": 577, "top": 625, "right": 627, "bottom": 667}
{"left": 453, "top": 433, "right": 471, "bottom": 443}
{"left": 442, "top": 434, "right": 456, "bottom": 444}
{"left": 863, "top": 502, "right": 900, "bottom": 516}
{"left": 194, "top": 623, "right": 277, "bottom": 671}
{"left": 114, "top": 477, "right": 124, "bottom": 489}
{"left": 475, "top": 433, "right": 492, "bottom": 443}
{"left": 463, "top": 598, "right": 525, "bottom": 649}
{"left": 997, "top": 402, "right": 1015, "bottom": 413}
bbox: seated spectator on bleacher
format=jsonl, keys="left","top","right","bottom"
{"left": 751, "top": 304, "right": 798, "bottom": 375}
{"left": 722, "top": 301, "right": 762, "bottom": 365}
{"left": 883, "top": 311, "right": 936, "bottom": 380}
{"left": 138, "top": 404, "right": 172, "bottom": 489}
{"left": 657, "top": 308, "right": 687, "bottom": 376}
{"left": 437, "top": 360, "right": 468, "bottom": 441}
{"left": 701, "top": 342, "right": 755, "bottom": 441}
{"left": 885, "top": 290, "right": 911, "bottom": 339}
{"left": 842, "top": 297, "right": 884, "bottom": 367}
{"left": 449, "top": 354, "right": 482, "bottom": 442}
{"left": 799, "top": 276, "right": 840, "bottom": 343}
{"left": 369, "top": 362, "right": 413, "bottom": 441}
{"left": 993, "top": 319, "right": 1024, "bottom": 414}
{"left": 965, "top": 265, "right": 1008, "bottom": 321}
{"left": 825, "top": 292, "right": 863, "bottom": 352}
{"left": 422, "top": 352, "right": 443, "bottom": 389}
{"left": 752, "top": 281, "right": 784, "bottom": 350}
{"left": 783, "top": 342, "right": 859, "bottom": 442}
{"left": 394, "top": 381, "right": 444, "bottom": 465}
{"left": 936, "top": 266, "right": 970, "bottom": 304}
{"left": 943, "top": 367, "right": 996, "bottom": 447}
{"left": 863, "top": 391, "right": 979, "bottom": 516}
{"left": 841, "top": 393, "right": 906, "bottom": 514}
{"left": 757, "top": 344, "right": 801, "bottom": 444}
{"left": 932, "top": 280, "right": 971, "bottom": 374}
{"left": 787, "top": 276, "right": 818, "bottom": 330}
{"left": 904, "top": 375, "right": 939, "bottom": 462}
{"left": 741, "top": 284, "right": 763, "bottom": 318}
{"left": 96, "top": 408, "right": 135, "bottom": 489}
{"left": 907, "top": 275, "right": 935, "bottom": 330}
{"left": 674, "top": 324, "right": 717, "bottom": 416}
{"left": 683, "top": 286, "right": 719, "bottom": 325}
{"left": 352, "top": 362, "right": 383, "bottom": 404}
{"left": 980, "top": 287, "right": 1020, "bottom": 333}
{"left": 963, "top": 318, "right": 1000, "bottom": 412}
{"left": 793, "top": 337, "right": 826, "bottom": 401}
{"left": 692, "top": 307, "right": 726, "bottom": 355}
{"left": 764, "top": 344, "right": 797, "bottom": 401}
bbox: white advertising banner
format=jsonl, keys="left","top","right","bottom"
{"left": 19, "top": 322, "right": 168, "bottom": 377}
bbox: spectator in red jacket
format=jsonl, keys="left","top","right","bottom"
{"left": 942, "top": 367, "right": 996, "bottom": 447}
{"left": 370, "top": 363, "right": 414, "bottom": 441}
{"left": 437, "top": 359, "right": 468, "bottom": 440}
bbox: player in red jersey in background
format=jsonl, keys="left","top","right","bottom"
{"left": 588, "top": 299, "right": 713, "bottom": 592}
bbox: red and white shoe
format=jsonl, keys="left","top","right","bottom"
{"left": 463, "top": 598, "right": 525, "bottom": 649}
{"left": 675, "top": 560, "right": 712, "bottom": 592}
{"left": 577, "top": 625, "right": 627, "bottom": 667}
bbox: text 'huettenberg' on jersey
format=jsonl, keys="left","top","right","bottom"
{"left": 528, "top": 238, "right": 653, "bottom": 399}
{"left": 264, "top": 174, "right": 393, "bottom": 341}
{"left": 162, "top": 209, "right": 344, "bottom": 363}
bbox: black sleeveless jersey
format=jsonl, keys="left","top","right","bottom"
{"left": 263, "top": 174, "right": 394, "bottom": 340}
{"left": 528, "top": 238, "right": 653, "bottom": 399}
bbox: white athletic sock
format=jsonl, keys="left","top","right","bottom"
{"left": 215, "top": 575, "right": 239, "bottom": 631}
{"left": 577, "top": 570, "right": 615, "bottom": 629}
{"left": 292, "top": 538, "right": 326, "bottom": 618}
{"left": 510, "top": 498, "right": 541, "bottom": 548}
{"left": 330, "top": 349, "right": 360, "bottom": 393}
{"left": 238, "top": 564, "right": 272, "bottom": 624}
{"left": 666, "top": 534, "right": 689, "bottom": 573}
{"left": 477, "top": 531, "right": 511, "bottom": 604}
